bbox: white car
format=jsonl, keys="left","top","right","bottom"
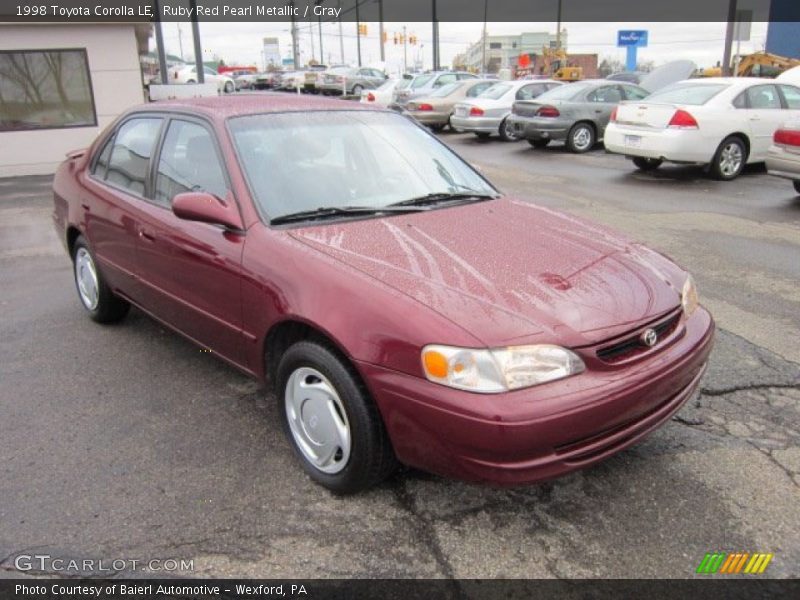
{"left": 766, "top": 119, "right": 800, "bottom": 193}
{"left": 169, "top": 65, "right": 235, "bottom": 94}
{"left": 450, "top": 79, "right": 563, "bottom": 141}
{"left": 359, "top": 78, "right": 402, "bottom": 107}
{"left": 605, "top": 77, "right": 800, "bottom": 180}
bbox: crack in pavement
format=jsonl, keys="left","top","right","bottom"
{"left": 699, "top": 383, "right": 799, "bottom": 397}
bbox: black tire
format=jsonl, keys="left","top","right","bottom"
{"left": 794, "top": 180, "right": 800, "bottom": 194}
{"left": 566, "top": 122, "right": 595, "bottom": 153}
{"left": 528, "top": 138, "right": 550, "bottom": 149}
{"left": 429, "top": 123, "right": 445, "bottom": 133}
{"left": 223, "top": 81, "right": 234, "bottom": 94}
{"left": 276, "top": 341, "right": 397, "bottom": 494}
{"left": 632, "top": 157, "right": 663, "bottom": 171}
{"left": 474, "top": 132, "right": 491, "bottom": 140}
{"left": 186, "top": 79, "right": 196, "bottom": 84}
{"left": 498, "top": 118, "right": 521, "bottom": 142}
{"left": 72, "top": 235, "right": 130, "bottom": 323}
{"left": 709, "top": 136, "right": 747, "bottom": 181}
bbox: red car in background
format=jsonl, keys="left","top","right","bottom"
{"left": 52, "top": 96, "right": 714, "bottom": 493}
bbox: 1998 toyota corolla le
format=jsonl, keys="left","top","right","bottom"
{"left": 53, "top": 96, "right": 714, "bottom": 493}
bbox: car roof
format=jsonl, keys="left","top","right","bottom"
{"left": 133, "top": 94, "right": 382, "bottom": 120}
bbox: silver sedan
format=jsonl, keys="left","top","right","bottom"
{"left": 450, "top": 80, "right": 562, "bottom": 141}
{"left": 766, "top": 119, "right": 800, "bottom": 193}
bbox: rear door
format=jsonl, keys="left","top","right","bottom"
{"left": 740, "top": 84, "right": 785, "bottom": 158}
{"left": 82, "top": 116, "right": 163, "bottom": 299}
{"left": 135, "top": 117, "right": 245, "bottom": 364}
{"left": 585, "top": 84, "right": 624, "bottom": 133}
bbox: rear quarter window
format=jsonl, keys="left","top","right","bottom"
{"left": 645, "top": 83, "right": 729, "bottom": 106}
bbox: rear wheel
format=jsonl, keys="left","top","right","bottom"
{"left": 223, "top": 81, "right": 234, "bottom": 94}
{"left": 793, "top": 180, "right": 800, "bottom": 194}
{"left": 566, "top": 122, "right": 595, "bottom": 153}
{"left": 277, "top": 341, "right": 397, "bottom": 494}
{"left": 72, "top": 236, "right": 130, "bottom": 323}
{"left": 499, "top": 118, "right": 521, "bottom": 142}
{"left": 710, "top": 136, "right": 746, "bottom": 180}
{"left": 429, "top": 123, "right": 445, "bottom": 133}
{"left": 474, "top": 132, "right": 491, "bottom": 140}
{"left": 632, "top": 157, "right": 663, "bottom": 171}
{"left": 528, "top": 138, "right": 550, "bottom": 149}
{"left": 351, "top": 84, "right": 363, "bottom": 96}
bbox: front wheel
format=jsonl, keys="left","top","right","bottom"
{"left": 566, "top": 122, "right": 595, "bottom": 153}
{"left": 793, "top": 180, "right": 800, "bottom": 194}
{"left": 632, "top": 157, "right": 663, "bottom": 171}
{"left": 223, "top": 81, "right": 234, "bottom": 93}
{"left": 499, "top": 118, "right": 521, "bottom": 142}
{"left": 72, "top": 236, "right": 130, "bottom": 323}
{"left": 277, "top": 341, "right": 397, "bottom": 494}
{"left": 528, "top": 138, "right": 550, "bottom": 149}
{"left": 351, "top": 84, "right": 363, "bottom": 96}
{"left": 710, "top": 136, "right": 746, "bottom": 180}
{"left": 474, "top": 132, "right": 491, "bottom": 140}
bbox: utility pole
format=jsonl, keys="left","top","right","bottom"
{"left": 189, "top": 0, "right": 203, "bottom": 82}
{"left": 355, "top": 0, "right": 362, "bottom": 67}
{"left": 431, "top": 0, "right": 439, "bottom": 70}
{"left": 378, "top": 0, "right": 385, "bottom": 62}
{"left": 177, "top": 23, "right": 184, "bottom": 61}
{"left": 722, "top": 0, "right": 738, "bottom": 76}
{"left": 290, "top": 1, "right": 299, "bottom": 68}
{"left": 556, "top": 0, "right": 562, "bottom": 49}
{"left": 403, "top": 25, "right": 408, "bottom": 73}
{"left": 481, "top": 0, "right": 487, "bottom": 73}
{"left": 338, "top": 0, "right": 344, "bottom": 63}
{"left": 309, "top": 21, "right": 315, "bottom": 63}
{"left": 153, "top": 0, "right": 168, "bottom": 84}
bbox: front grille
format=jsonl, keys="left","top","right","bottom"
{"left": 596, "top": 311, "right": 682, "bottom": 364}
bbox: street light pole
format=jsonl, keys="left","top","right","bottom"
{"left": 355, "top": 0, "right": 362, "bottom": 67}
{"left": 722, "top": 0, "right": 738, "bottom": 76}
{"left": 556, "top": 0, "right": 562, "bottom": 49}
{"left": 403, "top": 25, "right": 408, "bottom": 73}
{"left": 378, "top": 0, "right": 385, "bottom": 62}
{"left": 189, "top": 0, "right": 203, "bottom": 83}
{"left": 481, "top": 0, "right": 487, "bottom": 73}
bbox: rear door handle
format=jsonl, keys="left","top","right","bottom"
{"left": 139, "top": 229, "right": 155, "bottom": 241}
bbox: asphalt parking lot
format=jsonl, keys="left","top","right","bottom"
{"left": 0, "top": 134, "right": 798, "bottom": 580}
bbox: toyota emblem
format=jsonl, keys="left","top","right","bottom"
{"left": 641, "top": 328, "right": 658, "bottom": 347}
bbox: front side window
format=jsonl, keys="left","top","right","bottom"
{"left": 105, "top": 118, "right": 162, "bottom": 196}
{"left": 229, "top": 111, "right": 495, "bottom": 221}
{"left": 0, "top": 49, "right": 96, "bottom": 131}
{"left": 155, "top": 120, "right": 228, "bottom": 207}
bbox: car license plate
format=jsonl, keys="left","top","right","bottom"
{"left": 455, "top": 107, "right": 466, "bottom": 117}
{"left": 625, "top": 135, "right": 642, "bottom": 148}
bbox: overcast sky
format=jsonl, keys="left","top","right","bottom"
{"left": 154, "top": 21, "right": 769, "bottom": 74}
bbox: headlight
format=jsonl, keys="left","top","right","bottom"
{"left": 421, "top": 344, "right": 585, "bottom": 393}
{"left": 682, "top": 275, "right": 699, "bottom": 316}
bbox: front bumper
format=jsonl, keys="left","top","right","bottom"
{"left": 507, "top": 115, "right": 570, "bottom": 141}
{"left": 450, "top": 115, "right": 502, "bottom": 134}
{"left": 359, "top": 307, "right": 714, "bottom": 485}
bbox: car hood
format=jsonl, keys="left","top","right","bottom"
{"left": 288, "top": 198, "right": 682, "bottom": 347}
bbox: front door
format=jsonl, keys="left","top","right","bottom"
{"left": 135, "top": 117, "right": 245, "bottom": 365}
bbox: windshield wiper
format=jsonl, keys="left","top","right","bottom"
{"left": 270, "top": 205, "right": 427, "bottom": 225}
{"left": 389, "top": 191, "right": 498, "bottom": 208}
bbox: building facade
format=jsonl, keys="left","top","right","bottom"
{"left": 461, "top": 30, "right": 566, "bottom": 73}
{"left": 0, "top": 24, "right": 149, "bottom": 177}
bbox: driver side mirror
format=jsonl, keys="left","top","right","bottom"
{"left": 172, "top": 191, "right": 243, "bottom": 231}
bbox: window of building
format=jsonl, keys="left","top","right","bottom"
{"left": 489, "top": 43, "right": 502, "bottom": 50}
{"left": 0, "top": 49, "right": 97, "bottom": 132}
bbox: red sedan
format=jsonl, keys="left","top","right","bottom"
{"left": 53, "top": 96, "right": 714, "bottom": 493}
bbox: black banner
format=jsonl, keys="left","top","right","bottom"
{"left": 1, "top": 0, "right": 798, "bottom": 23}
{"left": 1, "top": 579, "right": 799, "bottom": 600}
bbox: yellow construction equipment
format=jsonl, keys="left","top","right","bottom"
{"left": 541, "top": 47, "right": 583, "bottom": 82}
{"left": 697, "top": 51, "right": 800, "bottom": 78}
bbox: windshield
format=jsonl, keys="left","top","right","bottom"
{"left": 644, "top": 83, "right": 729, "bottom": 105}
{"left": 429, "top": 82, "right": 461, "bottom": 97}
{"left": 534, "top": 82, "right": 594, "bottom": 101}
{"left": 229, "top": 111, "right": 496, "bottom": 221}
{"left": 479, "top": 83, "right": 512, "bottom": 100}
{"left": 411, "top": 74, "right": 435, "bottom": 88}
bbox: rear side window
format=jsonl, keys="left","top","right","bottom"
{"left": 91, "top": 136, "right": 113, "bottom": 178}
{"left": 411, "top": 74, "right": 435, "bottom": 89}
{"left": 466, "top": 82, "right": 493, "bottom": 97}
{"left": 779, "top": 85, "right": 800, "bottom": 109}
{"left": 587, "top": 86, "right": 623, "bottom": 103}
{"left": 516, "top": 84, "right": 543, "bottom": 100}
{"left": 746, "top": 85, "right": 781, "bottom": 109}
{"left": 104, "top": 118, "right": 162, "bottom": 196}
{"left": 155, "top": 120, "right": 228, "bottom": 207}
{"left": 623, "top": 86, "right": 649, "bottom": 100}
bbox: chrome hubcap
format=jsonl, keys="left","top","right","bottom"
{"left": 573, "top": 126, "right": 592, "bottom": 150}
{"left": 719, "top": 143, "right": 743, "bottom": 177}
{"left": 504, "top": 120, "right": 518, "bottom": 140}
{"left": 285, "top": 367, "right": 351, "bottom": 474}
{"left": 74, "top": 248, "right": 99, "bottom": 311}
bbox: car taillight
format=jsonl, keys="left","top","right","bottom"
{"left": 417, "top": 103, "right": 434, "bottom": 111}
{"left": 774, "top": 128, "right": 800, "bottom": 147}
{"left": 610, "top": 106, "right": 618, "bottom": 122}
{"left": 536, "top": 106, "right": 560, "bottom": 117}
{"left": 367, "top": 92, "right": 376, "bottom": 102}
{"left": 667, "top": 109, "right": 699, "bottom": 129}
{"left": 469, "top": 106, "right": 484, "bottom": 116}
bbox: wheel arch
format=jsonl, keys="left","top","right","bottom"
{"left": 66, "top": 226, "right": 83, "bottom": 257}
{"left": 722, "top": 132, "right": 751, "bottom": 161}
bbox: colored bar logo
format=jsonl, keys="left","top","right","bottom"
{"left": 696, "top": 552, "right": 773, "bottom": 574}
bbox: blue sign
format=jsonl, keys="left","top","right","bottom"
{"left": 617, "top": 30, "right": 649, "bottom": 48}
